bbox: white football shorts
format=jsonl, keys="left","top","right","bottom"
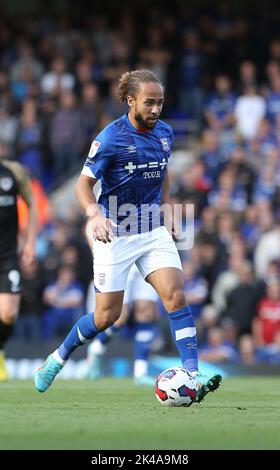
{"left": 123, "top": 263, "right": 158, "bottom": 303}
{"left": 93, "top": 226, "right": 182, "bottom": 293}
{"left": 86, "top": 264, "right": 158, "bottom": 312}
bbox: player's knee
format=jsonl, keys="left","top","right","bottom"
{"left": 0, "top": 310, "right": 18, "bottom": 325}
{"left": 94, "top": 309, "right": 120, "bottom": 330}
{"left": 164, "top": 289, "right": 186, "bottom": 313}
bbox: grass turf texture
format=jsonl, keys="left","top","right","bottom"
{"left": 0, "top": 377, "right": 279, "bottom": 450}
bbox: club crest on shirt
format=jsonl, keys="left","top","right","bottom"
{"left": 0, "top": 177, "right": 13, "bottom": 191}
{"left": 99, "top": 273, "right": 106, "bottom": 285}
{"left": 160, "top": 137, "right": 169, "bottom": 152}
{"left": 88, "top": 140, "right": 101, "bottom": 158}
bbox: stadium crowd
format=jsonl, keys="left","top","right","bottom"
{"left": 1, "top": 2, "right": 280, "bottom": 366}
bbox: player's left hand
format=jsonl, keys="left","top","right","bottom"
{"left": 21, "top": 241, "right": 36, "bottom": 267}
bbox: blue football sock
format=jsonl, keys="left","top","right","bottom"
{"left": 58, "top": 313, "right": 100, "bottom": 361}
{"left": 168, "top": 306, "right": 198, "bottom": 373}
{"left": 134, "top": 321, "right": 157, "bottom": 362}
{"left": 97, "top": 324, "right": 121, "bottom": 345}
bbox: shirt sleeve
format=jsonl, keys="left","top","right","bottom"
{"left": 81, "top": 124, "right": 116, "bottom": 179}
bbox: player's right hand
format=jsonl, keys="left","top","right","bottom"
{"left": 86, "top": 215, "right": 117, "bottom": 243}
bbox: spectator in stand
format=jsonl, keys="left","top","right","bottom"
{"left": 199, "top": 326, "right": 239, "bottom": 363}
{"left": 207, "top": 167, "right": 247, "bottom": 213}
{"left": 256, "top": 330, "right": 280, "bottom": 364}
{"left": 214, "top": 210, "right": 237, "bottom": 260}
{"left": 15, "top": 259, "right": 45, "bottom": 341}
{"left": 238, "top": 334, "right": 256, "bottom": 365}
{"left": 10, "top": 41, "right": 43, "bottom": 86}
{"left": 253, "top": 165, "right": 278, "bottom": 204}
{"left": 212, "top": 253, "right": 245, "bottom": 317}
{"left": 49, "top": 91, "right": 84, "bottom": 179}
{"left": 204, "top": 74, "right": 235, "bottom": 132}
{"left": 249, "top": 118, "right": 277, "bottom": 173}
{"left": 101, "top": 81, "right": 128, "bottom": 125}
{"left": 234, "top": 84, "right": 265, "bottom": 140}
{"left": 261, "top": 60, "right": 280, "bottom": 98}
{"left": 265, "top": 75, "right": 280, "bottom": 127}
{"left": 240, "top": 205, "right": 261, "bottom": 257}
{"left": 196, "top": 206, "right": 219, "bottom": 249}
{"left": 179, "top": 30, "right": 204, "bottom": 127}
{"left": 42, "top": 264, "right": 84, "bottom": 339}
{"left": 60, "top": 243, "right": 92, "bottom": 293}
{"left": 227, "top": 144, "right": 256, "bottom": 203}
{"left": 138, "top": 25, "right": 171, "bottom": 84}
{"left": 254, "top": 221, "right": 280, "bottom": 279}
{"left": 16, "top": 106, "right": 43, "bottom": 179}
{"left": 175, "top": 161, "right": 210, "bottom": 217}
{"left": 269, "top": 39, "right": 280, "bottom": 64}
{"left": 237, "top": 60, "right": 258, "bottom": 92}
{"left": 41, "top": 56, "right": 75, "bottom": 97}
{"left": 80, "top": 83, "right": 101, "bottom": 151}
{"left": 41, "top": 218, "right": 70, "bottom": 284}
{"left": 0, "top": 104, "right": 18, "bottom": 156}
{"left": 182, "top": 260, "right": 208, "bottom": 320}
{"left": 199, "top": 129, "right": 226, "bottom": 185}
{"left": 196, "top": 236, "right": 224, "bottom": 296}
{"left": 75, "top": 57, "right": 95, "bottom": 96}
{"left": 222, "top": 260, "right": 260, "bottom": 338}
{"left": 253, "top": 279, "right": 280, "bottom": 347}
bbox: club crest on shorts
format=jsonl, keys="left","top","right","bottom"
{"left": 160, "top": 137, "right": 169, "bottom": 152}
{"left": 0, "top": 177, "right": 13, "bottom": 191}
{"left": 99, "top": 273, "right": 106, "bottom": 285}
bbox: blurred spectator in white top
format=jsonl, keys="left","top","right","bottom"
{"left": 253, "top": 279, "right": 280, "bottom": 347}
{"left": 10, "top": 40, "right": 44, "bottom": 84}
{"left": 0, "top": 104, "right": 17, "bottom": 155}
{"left": 254, "top": 221, "right": 280, "bottom": 279}
{"left": 234, "top": 84, "right": 265, "bottom": 140}
{"left": 41, "top": 56, "right": 75, "bottom": 96}
{"left": 212, "top": 253, "right": 245, "bottom": 316}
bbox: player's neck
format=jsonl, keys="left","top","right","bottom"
{"left": 127, "top": 112, "right": 150, "bottom": 133}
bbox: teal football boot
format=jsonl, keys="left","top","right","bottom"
{"left": 194, "top": 373, "right": 222, "bottom": 403}
{"left": 34, "top": 354, "right": 64, "bottom": 393}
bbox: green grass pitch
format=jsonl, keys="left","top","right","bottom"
{"left": 0, "top": 377, "right": 279, "bottom": 450}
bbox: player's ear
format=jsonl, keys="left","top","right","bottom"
{"left": 127, "top": 95, "right": 135, "bottom": 108}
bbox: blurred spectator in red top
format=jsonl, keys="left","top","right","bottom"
{"left": 253, "top": 279, "right": 280, "bottom": 346}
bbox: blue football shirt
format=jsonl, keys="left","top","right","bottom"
{"left": 82, "top": 113, "right": 173, "bottom": 234}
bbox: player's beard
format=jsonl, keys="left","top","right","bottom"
{"left": 134, "top": 110, "right": 158, "bottom": 129}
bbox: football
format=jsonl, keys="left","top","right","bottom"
{"left": 155, "top": 367, "right": 198, "bottom": 407}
